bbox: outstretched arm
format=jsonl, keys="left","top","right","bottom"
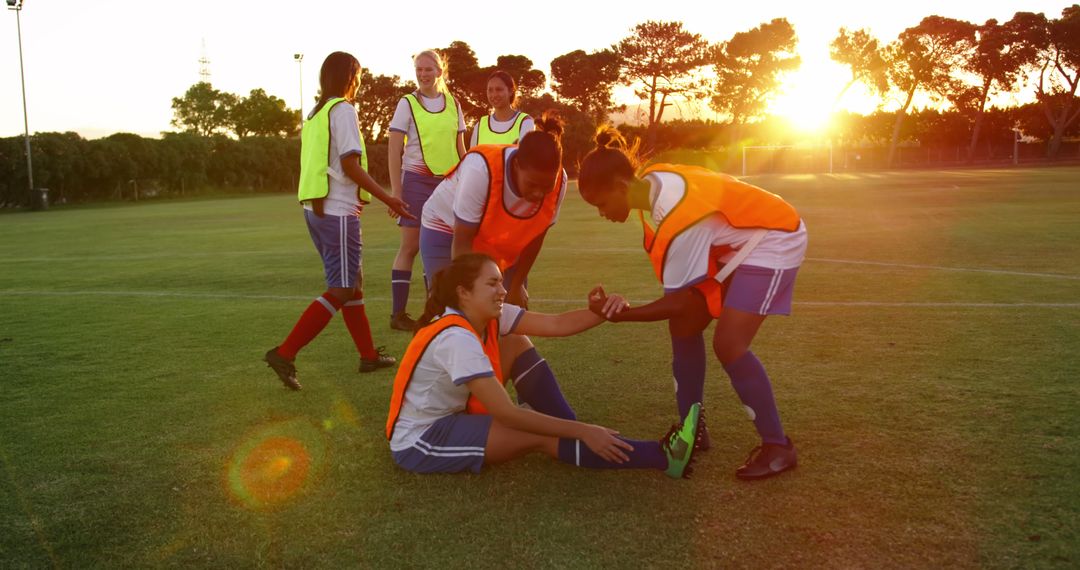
{"left": 467, "top": 376, "right": 631, "bottom": 463}
{"left": 513, "top": 286, "right": 627, "bottom": 337}
{"left": 604, "top": 287, "right": 702, "bottom": 323}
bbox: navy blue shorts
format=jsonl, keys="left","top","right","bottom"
{"left": 724, "top": 264, "right": 799, "bottom": 316}
{"left": 392, "top": 414, "right": 492, "bottom": 474}
{"left": 400, "top": 171, "right": 443, "bottom": 228}
{"left": 304, "top": 209, "right": 361, "bottom": 289}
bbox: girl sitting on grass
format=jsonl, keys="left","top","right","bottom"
{"left": 386, "top": 253, "right": 703, "bottom": 478}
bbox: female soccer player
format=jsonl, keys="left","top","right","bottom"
{"left": 386, "top": 253, "right": 703, "bottom": 477}
{"left": 264, "top": 51, "right": 414, "bottom": 391}
{"left": 387, "top": 49, "right": 467, "bottom": 331}
{"left": 576, "top": 127, "right": 807, "bottom": 481}
{"left": 469, "top": 70, "right": 534, "bottom": 147}
{"left": 418, "top": 112, "right": 570, "bottom": 419}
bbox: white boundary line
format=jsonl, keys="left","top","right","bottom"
{"left": 1, "top": 290, "right": 1077, "bottom": 308}
{"left": 3, "top": 252, "right": 1077, "bottom": 281}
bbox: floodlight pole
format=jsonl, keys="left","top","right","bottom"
{"left": 294, "top": 53, "right": 304, "bottom": 128}
{"left": 9, "top": 0, "right": 33, "bottom": 194}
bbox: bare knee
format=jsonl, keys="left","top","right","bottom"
{"left": 498, "top": 334, "right": 535, "bottom": 377}
{"left": 326, "top": 287, "right": 352, "bottom": 304}
{"left": 669, "top": 292, "right": 712, "bottom": 338}
{"left": 713, "top": 338, "right": 749, "bottom": 366}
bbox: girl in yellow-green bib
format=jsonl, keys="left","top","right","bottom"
{"left": 469, "top": 70, "right": 534, "bottom": 148}
{"left": 264, "top": 51, "right": 413, "bottom": 391}
{"left": 387, "top": 49, "right": 467, "bottom": 331}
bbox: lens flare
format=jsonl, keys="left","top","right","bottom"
{"left": 225, "top": 420, "right": 326, "bottom": 510}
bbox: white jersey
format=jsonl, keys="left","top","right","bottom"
{"left": 389, "top": 93, "right": 466, "bottom": 176}
{"left": 646, "top": 171, "right": 808, "bottom": 292}
{"left": 421, "top": 147, "right": 567, "bottom": 234}
{"left": 302, "top": 102, "right": 364, "bottom": 217}
{"left": 469, "top": 112, "right": 535, "bottom": 147}
{"left": 389, "top": 305, "right": 525, "bottom": 452}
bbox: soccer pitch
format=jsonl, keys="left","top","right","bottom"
{"left": 1, "top": 167, "right": 1078, "bottom": 567}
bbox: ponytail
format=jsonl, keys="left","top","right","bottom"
{"left": 517, "top": 110, "right": 564, "bottom": 173}
{"left": 578, "top": 125, "right": 641, "bottom": 200}
{"left": 312, "top": 51, "right": 361, "bottom": 117}
{"left": 414, "top": 253, "right": 498, "bottom": 333}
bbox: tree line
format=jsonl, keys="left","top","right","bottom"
{"left": 2, "top": 5, "right": 1077, "bottom": 207}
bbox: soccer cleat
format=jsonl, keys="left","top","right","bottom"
{"left": 697, "top": 415, "right": 712, "bottom": 451}
{"left": 389, "top": 312, "right": 417, "bottom": 332}
{"left": 661, "top": 402, "right": 703, "bottom": 479}
{"left": 735, "top": 437, "right": 798, "bottom": 480}
{"left": 359, "top": 346, "right": 397, "bottom": 373}
{"left": 264, "top": 347, "right": 300, "bottom": 391}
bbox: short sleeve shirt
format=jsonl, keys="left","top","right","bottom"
{"left": 389, "top": 304, "right": 526, "bottom": 452}
{"left": 302, "top": 102, "right": 364, "bottom": 217}
{"left": 420, "top": 147, "right": 567, "bottom": 235}
{"left": 647, "top": 172, "right": 808, "bottom": 293}
{"left": 389, "top": 93, "right": 467, "bottom": 176}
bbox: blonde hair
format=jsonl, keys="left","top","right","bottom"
{"left": 413, "top": 49, "right": 449, "bottom": 95}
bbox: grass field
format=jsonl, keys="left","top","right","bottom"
{"left": 1, "top": 166, "right": 1078, "bottom": 568}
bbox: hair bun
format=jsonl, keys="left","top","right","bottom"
{"left": 594, "top": 126, "right": 625, "bottom": 150}
{"left": 534, "top": 110, "right": 564, "bottom": 139}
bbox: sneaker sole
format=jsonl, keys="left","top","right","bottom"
{"left": 735, "top": 459, "right": 797, "bottom": 481}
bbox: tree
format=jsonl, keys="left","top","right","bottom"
{"left": 493, "top": 54, "right": 546, "bottom": 100}
{"left": 711, "top": 18, "right": 801, "bottom": 143}
{"left": 356, "top": 70, "right": 414, "bottom": 143}
{"left": 613, "top": 21, "right": 711, "bottom": 138}
{"left": 952, "top": 17, "right": 1038, "bottom": 160}
{"left": 230, "top": 88, "right": 297, "bottom": 138}
{"left": 1014, "top": 6, "right": 1080, "bottom": 158}
{"left": 442, "top": 41, "right": 485, "bottom": 118}
{"left": 550, "top": 49, "right": 623, "bottom": 125}
{"left": 830, "top": 28, "right": 889, "bottom": 106}
{"left": 170, "top": 82, "right": 235, "bottom": 137}
{"left": 882, "top": 16, "right": 976, "bottom": 167}
{"left": 441, "top": 42, "right": 549, "bottom": 121}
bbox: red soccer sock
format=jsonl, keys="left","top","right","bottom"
{"left": 278, "top": 293, "right": 343, "bottom": 360}
{"left": 342, "top": 291, "right": 378, "bottom": 360}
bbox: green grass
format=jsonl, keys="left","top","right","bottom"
{"left": 1, "top": 167, "right": 1078, "bottom": 568}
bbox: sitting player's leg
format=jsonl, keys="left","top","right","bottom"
{"left": 499, "top": 334, "right": 576, "bottom": 420}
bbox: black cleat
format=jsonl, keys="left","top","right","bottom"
{"left": 389, "top": 312, "right": 417, "bottom": 332}
{"left": 264, "top": 347, "right": 300, "bottom": 391}
{"left": 736, "top": 437, "right": 798, "bottom": 480}
{"left": 359, "top": 346, "right": 397, "bottom": 373}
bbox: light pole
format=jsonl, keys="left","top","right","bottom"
{"left": 7, "top": 0, "right": 33, "bottom": 199}
{"left": 294, "top": 53, "right": 304, "bottom": 128}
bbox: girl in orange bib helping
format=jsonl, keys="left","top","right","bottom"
{"left": 386, "top": 253, "right": 703, "bottom": 478}
{"left": 577, "top": 127, "right": 807, "bottom": 481}
{"left": 418, "top": 112, "right": 572, "bottom": 421}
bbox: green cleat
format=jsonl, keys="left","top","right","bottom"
{"left": 661, "top": 402, "right": 704, "bottom": 479}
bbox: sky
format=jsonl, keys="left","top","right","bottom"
{"left": 0, "top": 0, "right": 1073, "bottom": 139}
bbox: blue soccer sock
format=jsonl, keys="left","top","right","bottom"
{"left": 672, "top": 333, "right": 706, "bottom": 420}
{"left": 557, "top": 437, "right": 667, "bottom": 470}
{"left": 512, "top": 348, "right": 576, "bottom": 420}
{"left": 391, "top": 269, "right": 411, "bottom": 315}
{"left": 724, "top": 350, "right": 786, "bottom": 445}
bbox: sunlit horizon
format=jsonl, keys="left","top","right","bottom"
{"left": 0, "top": 0, "right": 1071, "bottom": 140}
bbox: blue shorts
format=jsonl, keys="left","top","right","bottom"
{"left": 400, "top": 170, "right": 443, "bottom": 228}
{"left": 418, "top": 226, "right": 524, "bottom": 291}
{"left": 304, "top": 209, "right": 361, "bottom": 289}
{"left": 419, "top": 226, "right": 454, "bottom": 287}
{"left": 392, "top": 414, "right": 492, "bottom": 474}
{"left": 723, "top": 264, "right": 799, "bottom": 316}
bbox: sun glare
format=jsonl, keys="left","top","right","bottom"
{"left": 767, "top": 62, "right": 844, "bottom": 136}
